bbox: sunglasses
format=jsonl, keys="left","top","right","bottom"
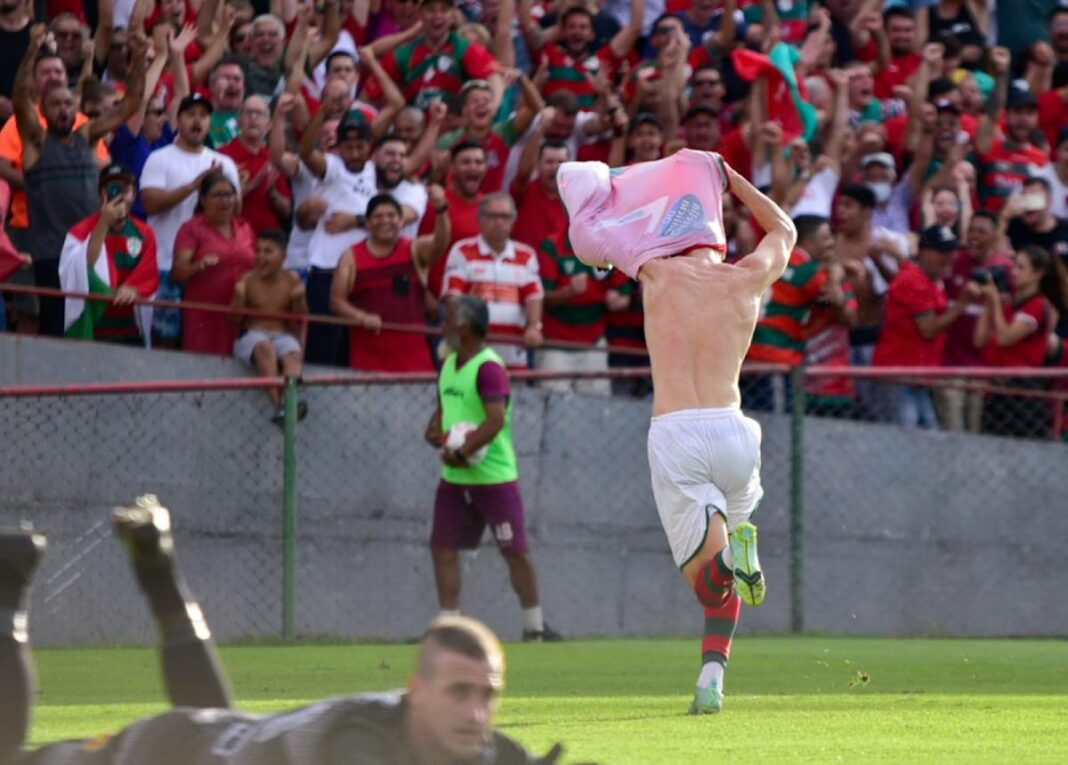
{"left": 147, "top": 108, "right": 166, "bottom": 116}
{"left": 54, "top": 30, "right": 82, "bottom": 39}
{"left": 693, "top": 78, "right": 721, "bottom": 87}
{"left": 653, "top": 25, "right": 673, "bottom": 35}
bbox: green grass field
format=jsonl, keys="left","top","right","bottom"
{"left": 27, "top": 637, "right": 1068, "bottom": 763}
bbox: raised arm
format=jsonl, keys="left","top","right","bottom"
{"left": 269, "top": 93, "right": 301, "bottom": 178}
{"left": 512, "top": 107, "right": 553, "bottom": 196}
{"left": 412, "top": 184, "right": 451, "bottom": 268}
{"left": 14, "top": 24, "right": 47, "bottom": 162}
{"left": 88, "top": 33, "right": 149, "bottom": 144}
{"left": 404, "top": 100, "right": 447, "bottom": 178}
{"left": 976, "top": 46, "right": 1011, "bottom": 157}
{"left": 728, "top": 163, "right": 797, "bottom": 289}
{"left": 609, "top": 0, "right": 644, "bottom": 59}
{"left": 362, "top": 47, "right": 406, "bottom": 139}
{"left": 196, "top": 0, "right": 220, "bottom": 48}
{"left": 94, "top": 0, "right": 115, "bottom": 69}
{"left": 300, "top": 81, "right": 351, "bottom": 179}
{"left": 191, "top": 4, "right": 236, "bottom": 87}
{"left": 127, "top": 27, "right": 171, "bottom": 136}
{"left": 713, "top": 0, "right": 738, "bottom": 56}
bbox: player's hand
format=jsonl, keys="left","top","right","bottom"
{"left": 425, "top": 428, "right": 446, "bottom": 448}
{"left": 535, "top": 743, "right": 565, "bottom": 765}
{"left": 113, "top": 286, "right": 140, "bottom": 306}
{"left": 440, "top": 447, "right": 468, "bottom": 467}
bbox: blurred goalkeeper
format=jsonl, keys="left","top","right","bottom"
{"left": 557, "top": 150, "right": 796, "bottom": 714}
{"left": 0, "top": 496, "right": 563, "bottom": 765}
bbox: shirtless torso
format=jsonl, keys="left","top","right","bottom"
{"left": 641, "top": 253, "right": 765, "bottom": 415}
{"left": 640, "top": 164, "right": 797, "bottom": 416}
{"left": 238, "top": 270, "right": 305, "bottom": 334}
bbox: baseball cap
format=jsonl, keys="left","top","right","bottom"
{"left": 178, "top": 92, "right": 213, "bottom": 115}
{"left": 919, "top": 224, "right": 959, "bottom": 253}
{"left": 1006, "top": 80, "right": 1037, "bottom": 109}
{"left": 860, "top": 152, "right": 896, "bottom": 170}
{"left": 336, "top": 116, "right": 372, "bottom": 142}
{"left": 98, "top": 163, "right": 136, "bottom": 189}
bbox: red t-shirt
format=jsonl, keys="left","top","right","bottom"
{"left": 943, "top": 251, "right": 1015, "bottom": 367}
{"left": 874, "top": 53, "right": 922, "bottom": 101}
{"left": 419, "top": 186, "right": 483, "bottom": 298}
{"left": 218, "top": 139, "right": 291, "bottom": 234}
{"left": 1038, "top": 89, "right": 1068, "bottom": 156}
{"left": 347, "top": 237, "right": 434, "bottom": 372}
{"left": 174, "top": 214, "right": 256, "bottom": 356}
{"left": 872, "top": 260, "right": 948, "bottom": 367}
{"left": 982, "top": 294, "right": 1052, "bottom": 368}
{"left": 511, "top": 181, "right": 568, "bottom": 254}
{"left": 719, "top": 128, "right": 752, "bottom": 181}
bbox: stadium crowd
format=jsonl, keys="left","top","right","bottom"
{"left": 1, "top": 0, "right": 1067, "bottom": 434}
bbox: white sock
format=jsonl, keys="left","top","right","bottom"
{"left": 522, "top": 606, "right": 544, "bottom": 632}
{"left": 719, "top": 546, "right": 733, "bottom": 569}
{"left": 438, "top": 610, "right": 460, "bottom": 620}
{"left": 697, "top": 661, "right": 725, "bottom": 690}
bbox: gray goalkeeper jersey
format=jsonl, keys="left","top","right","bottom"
{"left": 20, "top": 692, "right": 537, "bottom": 765}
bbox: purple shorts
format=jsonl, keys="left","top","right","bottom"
{"left": 431, "top": 480, "right": 530, "bottom": 555}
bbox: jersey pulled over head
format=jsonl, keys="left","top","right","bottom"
{"left": 556, "top": 150, "right": 730, "bottom": 279}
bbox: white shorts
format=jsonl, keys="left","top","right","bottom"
{"left": 233, "top": 330, "right": 303, "bottom": 366}
{"left": 647, "top": 407, "right": 764, "bottom": 568}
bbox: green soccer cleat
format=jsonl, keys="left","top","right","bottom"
{"left": 730, "top": 522, "right": 765, "bottom": 607}
{"left": 688, "top": 684, "right": 723, "bottom": 715}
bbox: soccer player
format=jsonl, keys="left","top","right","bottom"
{"left": 558, "top": 150, "right": 797, "bottom": 713}
{"left": 0, "top": 496, "right": 563, "bottom": 765}
{"left": 424, "top": 296, "right": 559, "bottom": 642}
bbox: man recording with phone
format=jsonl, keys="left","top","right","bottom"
{"left": 58, "top": 164, "right": 160, "bottom": 344}
{"left": 998, "top": 176, "right": 1068, "bottom": 262}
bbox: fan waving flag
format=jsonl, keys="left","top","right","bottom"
{"left": 731, "top": 43, "right": 818, "bottom": 143}
{"left": 59, "top": 213, "right": 159, "bottom": 343}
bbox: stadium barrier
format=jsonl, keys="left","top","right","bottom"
{"left": 2, "top": 357, "right": 1066, "bottom": 645}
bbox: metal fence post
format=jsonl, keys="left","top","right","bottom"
{"left": 789, "top": 365, "right": 805, "bottom": 633}
{"left": 282, "top": 377, "right": 298, "bottom": 640}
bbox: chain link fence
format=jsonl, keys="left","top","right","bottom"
{"left": 2, "top": 367, "right": 1066, "bottom": 645}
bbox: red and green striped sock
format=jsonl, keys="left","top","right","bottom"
{"left": 700, "top": 590, "right": 742, "bottom": 687}
{"left": 692, "top": 550, "right": 734, "bottom": 608}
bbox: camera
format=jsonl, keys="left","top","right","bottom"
{"left": 106, "top": 183, "right": 124, "bottom": 201}
{"left": 970, "top": 264, "right": 1010, "bottom": 292}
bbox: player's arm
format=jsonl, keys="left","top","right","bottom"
{"left": 452, "top": 397, "right": 506, "bottom": 464}
{"left": 727, "top": 163, "right": 797, "bottom": 290}
{"left": 425, "top": 400, "right": 446, "bottom": 447}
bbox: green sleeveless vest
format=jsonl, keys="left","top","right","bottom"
{"left": 438, "top": 347, "right": 517, "bottom": 485}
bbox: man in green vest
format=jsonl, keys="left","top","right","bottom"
{"left": 425, "top": 296, "right": 561, "bottom": 642}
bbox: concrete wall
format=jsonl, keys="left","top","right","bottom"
{"left": 1, "top": 334, "right": 1065, "bottom": 645}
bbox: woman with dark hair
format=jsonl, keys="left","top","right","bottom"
{"left": 172, "top": 173, "right": 255, "bottom": 355}
{"left": 974, "top": 245, "right": 1068, "bottom": 438}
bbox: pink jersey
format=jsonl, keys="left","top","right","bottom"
{"left": 557, "top": 150, "right": 729, "bottom": 279}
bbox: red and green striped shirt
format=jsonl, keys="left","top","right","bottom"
{"left": 747, "top": 248, "right": 828, "bottom": 366}
{"left": 538, "top": 233, "right": 614, "bottom": 344}
{"left": 536, "top": 42, "right": 624, "bottom": 109}
{"left": 976, "top": 138, "right": 1049, "bottom": 213}
{"left": 369, "top": 31, "right": 497, "bottom": 110}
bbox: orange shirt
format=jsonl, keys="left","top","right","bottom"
{"left": 0, "top": 108, "right": 110, "bottom": 229}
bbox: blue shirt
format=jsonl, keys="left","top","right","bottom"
{"left": 108, "top": 123, "right": 176, "bottom": 220}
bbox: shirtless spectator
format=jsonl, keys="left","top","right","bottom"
{"left": 231, "top": 229, "right": 309, "bottom": 423}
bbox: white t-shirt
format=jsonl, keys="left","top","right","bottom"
{"left": 1039, "top": 164, "right": 1068, "bottom": 219}
{"left": 791, "top": 168, "right": 841, "bottom": 219}
{"left": 140, "top": 144, "right": 241, "bottom": 271}
{"left": 285, "top": 161, "right": 323, "bottom": 272}
{"left": 306, "top": 156, "right": 429, "bottom": 269}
